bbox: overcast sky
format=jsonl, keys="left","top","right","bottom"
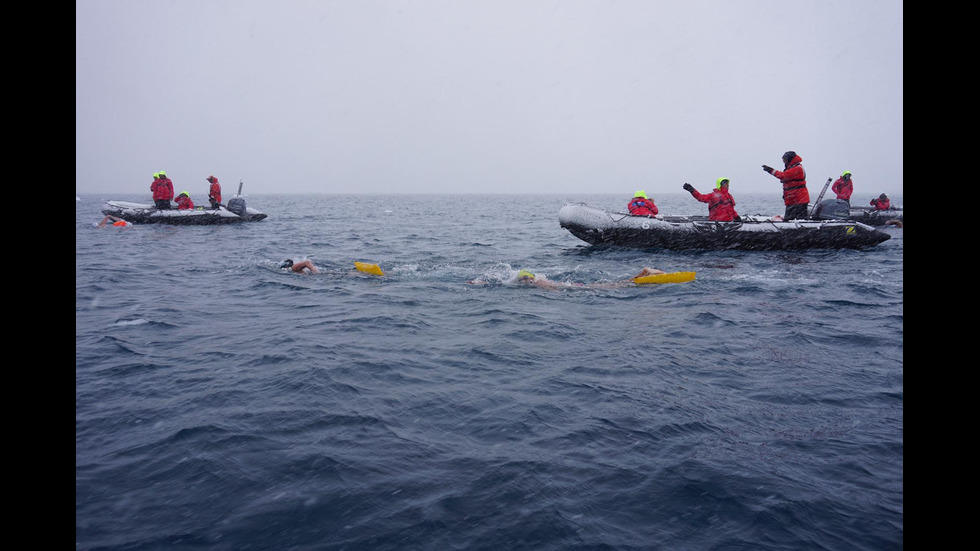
{"left": 76, "top": 0, "right": 903, "bottom": 196}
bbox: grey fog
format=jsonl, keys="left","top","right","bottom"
{"left": 76, "top": 0, "right": 903, "bottom": 197}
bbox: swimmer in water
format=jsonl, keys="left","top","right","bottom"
{"left": 97, "top": 215, "right": 129, "bottom": 228}
{"left": 279, "top": 259, "right": 319, "bottom": 274}
{"left": 515, "top": 267, "right": 666, "bottom": 289}
{"left": 466, "top": 267, "right": 669, "bottom": 289}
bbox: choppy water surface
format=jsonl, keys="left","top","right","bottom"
{"left": 76, "top": 193, "right": 903, "bottom": 550}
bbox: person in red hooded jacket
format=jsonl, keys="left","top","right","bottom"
{"left": 832, "top": 171, "right": 853, "bottom": 204}
{"left": 763, "top": 151, "right": 810, "bottom": 220}
{"left": 174, "top": 191, "right": 195, "bottom": 210}
{"left": 627, "top": 190, "right": 659, "bottom": 217}
{"left": 870, "top": 193, "right": 891, "bottom": 210}
{"left": 682, "top": 178, "right": 739, "bottom": 221}
{"left": 207, "top": 175, "right": 222, "bottom": 209}
{"left": 151, "top": 170, "right": 175, "bottom": 209}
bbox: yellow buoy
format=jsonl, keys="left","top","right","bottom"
{"left": 354, "top": 262, "right": 384, "bottom": 276}
{"left": 633, "top": 271, "right": 696, "bottom": 284}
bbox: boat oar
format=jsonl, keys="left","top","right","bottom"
{"left": 354, "top": 262, "right": 384, "bottom": 276}
{"left": 808, "top": 177, "right": 833, "bottom": 216}
{"left": 633, "top": 271, "right": 696, "bottom": 284}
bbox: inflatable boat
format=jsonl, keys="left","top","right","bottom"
{"left": 101, "top": 182, "right": 267, "bottom": 225}
{"left": 101, "top": 200, "right": 267, "bottom": 225}
{"left": 558, "top": 203, "right": 890, "bottom": 250}
{"left": 810, "top": 198, "right": 903, "bottom": 226}
{"left": 847, "top": 207, "right": 903, "bottom": 226}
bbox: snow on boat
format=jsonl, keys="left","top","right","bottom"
{"left": 101, "top": 181, "right": 267, "bottom": 225}
{"left": 101, "top": 199, "right": 267, "bottom": 225}
{"left": 558, "top": 203, "right": 890, "bottom": 250}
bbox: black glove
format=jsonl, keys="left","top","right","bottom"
{"left": 762, "top": 165, "right": 773, "bottom": 174}
{"left": 682, "top": 183, "right": 695, "bottom": 193}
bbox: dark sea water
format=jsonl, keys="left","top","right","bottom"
{"left": 76, "top": 192, "right": 903, "bottom": 551}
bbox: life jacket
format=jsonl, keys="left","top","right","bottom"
{"left": 209, "top": 179, "right": 222, "bottom": 204}
{"left": 160, "top": 178, "right": 175, "bottom": 200}
{"left": 832, "top": 177, "right": 853, "bottom": 201}
{"left": 175, "top": 194, "right": 195, "bottom": 210}
{"left": 773, "top": 155, "right": 809, "bottom": 206}
{"left": 692, "top": 188, "right": 738, "bottom": 221}
{"left": 151, "top": 177, "right": 168, "bottom": 201}
{"left": 627, "top": 198, "right": 658, "bottom": 216}
{"left": 871, "top": 197, "right": 890, "bottom": 210}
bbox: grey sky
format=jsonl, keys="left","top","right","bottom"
{"left": 76, "top": 0, "right": 903, "bottom": 196}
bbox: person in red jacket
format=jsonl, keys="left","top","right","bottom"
{"left": 207, "top": 175, "right": 222, "bottom": 209}
{"left": 150, "top": 170, "right": 175, "bottom": 209}
{"left": 174, "top": 191, "right": 195, "bottom": 210}
{"left": 149, "top": 172, "right": 159, "bottom": 204}
{"left": 682, "top": 178, "right": 739, "bottom": 221}
{"left": 870, "top": 193, "right": 890, "bottom": 210}
{"left": 627, "top": 190, "right": 659, "bottom": 217}
{"left": 763, "top": 151, "right": 809, "bottom": 220}
{"left": 832, "top": 171, "right": 854, "bottom": 204}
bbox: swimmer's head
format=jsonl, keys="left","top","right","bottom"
{"left": 517, "top": 270, "right": 535, "bottom": 282}
{"left": 279, "top": 259, "right": 294, "bottom": 269}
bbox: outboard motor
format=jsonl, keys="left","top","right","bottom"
{"left": 811, "top": 198, "right": 850, "bottom": 220}
{"left": 227, "top": 180, "right": 247, "bottom": 216}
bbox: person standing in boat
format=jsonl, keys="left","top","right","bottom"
{"left": 832, "top": 171, "right": 854, "bottom": 205}
{"left": 763, "top": 151, "right": 809, "bottom": 220}
{"left": 870, "top": 193, "right": 891, "bottom": 210}
{"left": 627, "top": 190, "right": 659, "bottom": 217}
{"left": 174, "top": 191, "right": 195, "bottom": 210}
{"left": 682, "top": 178, "right": 740, "bottom": 221}
{"left": 149, "top": 172, "right": 159, "bottom": 206}
{"left": 207, "top": 175, "right": 222, "bottom": 209}
{"left": 151, "top": 170, "right": 174, "bottom": 210}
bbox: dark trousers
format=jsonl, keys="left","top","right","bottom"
{"left": 154, "top": 199, "right": 172, "bottom": 209}
{"left": 784, "top": 203, "right": 808, "bottom": 221}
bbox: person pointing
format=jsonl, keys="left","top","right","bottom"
{"left": 763, "top": 151, "right": 810, "bottom": 221}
